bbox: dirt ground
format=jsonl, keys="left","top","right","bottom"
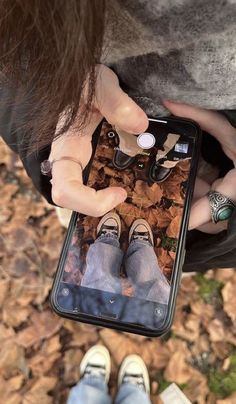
{"left": 0, "top": 138, "right": 236, "bottom": 404}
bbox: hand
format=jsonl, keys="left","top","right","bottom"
{"left": 49, "top": 64, "right": 148, "bottom": 216}
{"left": 164, "top": 100, "right": 236, "bottom": 231}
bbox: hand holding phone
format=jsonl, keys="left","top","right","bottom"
{"left": 50, "top": 116, "right": 201, "bottom": 337}
{"left": 49, "top": 64, "right": 148, "bottom": 216}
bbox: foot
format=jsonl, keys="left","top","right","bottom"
{"left": 97, "top": 212, "right": 121, "bottom": 239}
{"left": 129, "top": 219, "right": 154, "bottom": 246}
{"left": 113, "top": 149, "right": 136, "bottom": 170}
{"left": 149, "top": 161, "right": 172, "bottom": 183}
{"left": 80, "top": 345, "right": 111, "bottom": 384}
{"left": 118, "top": 354, "right": 150, "bottom": 393}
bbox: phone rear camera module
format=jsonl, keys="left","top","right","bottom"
{"left": 107, "top": 131, "right": 116, "bottom": 138}
{"left": 137, "top": 133, "right": 156, "bottom": 149}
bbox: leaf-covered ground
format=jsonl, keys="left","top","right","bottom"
{"left": 0, "top": 138, "right": 236, "bottom": 404}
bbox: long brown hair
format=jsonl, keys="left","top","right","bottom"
{"left": 0, "top": 0, "right": 106, "bottom": 151}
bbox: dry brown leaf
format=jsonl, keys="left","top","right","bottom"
{"left": 29, "top": 351, "right": 61, "bottom": 377}
{"left": 208, "top": 319, "right": 225, "bottom": 342}
{"left": 164, "top": 351, "right": 192, "bottom": 384}
{"left": 2, "top": 227, "right": 37, "bottom": 252}
{"left": 116, "top": 203, "right": 142, "bottom": 227}
{"left": 166, "top": 215, "right": 181, "bottom": 238}
{"left": 156, "top": 248, "right": 173, "bottom": 272}
{"left": 0, "top": 339, "right": 26, "bottom": 375}
{"left": 211, "top": 341, "right": 232, "bottom": 360}
{"left": 68, "top": 330, "right": 99, "bottom": 349}
{"left": 63, "top": 349, "right": 83, "bottom": 385}
{"left": 0, "top": 279, "right": 9, "bottom": 306}
{"left": 10, "top": 274, "right": 52, "bottom": 306}
{"left": 100, "top": 329, "right": 142, "bottom": 366}
{"left": 0, "top": 378, "right": 22, "bottom": 404}
{"left": 183, "top": 369, "right": 209, "bottom": 404}
{"left": 23, "top": 376, "right": 57, "bottom": 404}
{"left": 2, "top": 300, "right": 29, "bottom": 328}
{"left": 16, "top": 311, "right": 62, "bottom": 348}
{"left": 222, "top": 280, "right": 236, "bottom": 322}
{"left": 7, "top": 253, "right": 38, "bottom": 278}
{"left": 133, "top": 181, "right": 163, "bottom": 208}
{"left": 8, "top": 374, "right": 25, "bottom": 391}
{"left": 214, "top": 268, "right": 235, "bottom": 282}
{"left": 29, "top": 335, "right": 61, "bottom": 376}
{"left": 145, "top": 208, "right": 171, "bottom": 228}
{"left": 216, "top": 393, "right": 236, "bottom": 404}
{"left": 172, "top": 313, "right": 200, "bottom": 342}
{"left": 191, "top": 301, "right": 214, "bottom": 319}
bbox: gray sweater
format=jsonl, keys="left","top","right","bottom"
{"left": 102, "top": 0, "right": 236, "bottom": 117}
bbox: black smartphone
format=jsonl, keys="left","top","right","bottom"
{"left": 50, "top": 116, "right": 201, "bottom": 337}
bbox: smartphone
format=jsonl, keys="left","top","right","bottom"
{"left": 50, "top": 116, "right": 201, "bottom": 337}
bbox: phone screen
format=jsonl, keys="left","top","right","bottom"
{"left": 53, "top": 118, "right": 200, "bottom": 334}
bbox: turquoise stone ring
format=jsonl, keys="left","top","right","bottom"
{"left": 207, "top": 191, "right": 236, "bottom": 224}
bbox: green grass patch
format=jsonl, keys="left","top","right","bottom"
{"left": 208, "top": 353, "right": 236, "bottom": 398}
{"left": 161, "top": 235, "right": 177, "bottom": 252}
{"left": 195, "top": 273, "right": 223, "bottom": 305}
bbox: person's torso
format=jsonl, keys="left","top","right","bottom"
{"left": 102, "top": 0, "right": 236, "bottom": 115}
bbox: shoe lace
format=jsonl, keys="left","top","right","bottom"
{"left": 123, "top": 373, "right": 145, "bottom": 391}
{"left": 99, "top": 224, "right": 118, "bottom": 238}
{"left": 132, "top": 231, "right": 151, "bottom": 244}
{"left": 84, "top": 363, "right": 106, "bottom": 380}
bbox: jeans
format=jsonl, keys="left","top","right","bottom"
{"left": 67, "top": 375, "right": 151, "bottom": 404}
{"left": 81, "top": 235, "right": 170, "bottom": 304}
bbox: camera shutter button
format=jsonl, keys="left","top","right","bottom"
{"left": 137, "top": 133, "right": 156, "bottom": 149}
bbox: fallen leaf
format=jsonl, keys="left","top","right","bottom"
{"left": 222, "top": 280, "right": 236, "bottom": 322}
{"left": 23, "top": 376, "right": 57, "bottom": 404}
{"left": 16, "top": 311, "right": 62, "bottom": 348}
{"left": 0, "top": 339, "right": 26, "bottom": 375}
{"left": 2, "top": 300, "right": 29, "bottom": 327}
{"left": 63, "top": 349, "right": 83, "bottom": 385}
{"left": 164, "top": 351, "right": 192, "bottom": 383}
{"left": 216, "top": 392, "right": 236, "bottom": 404}
{"left": 208, "top": 319, "right": 225, "bottom": 342}
{"left": 166, "top": 215, "right": 181, "bottom": 238}
{"left": 0, "top": 278, "right": 9, "bottom": 306}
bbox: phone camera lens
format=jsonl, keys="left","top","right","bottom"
{"left": 62, "top": 287, "right": 70, "bottom": 296}
{"left": 107, "top": 131, "right": 116, "bottom": 138}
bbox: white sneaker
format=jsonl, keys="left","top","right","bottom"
{"left": 97, "top": 212, "right": 121, "bottom": 239}
{"left": 80, "top": 345, "right": 111, "bottom": 384}
{"left": 129, "top": 219, "right": 154, "bottom": 246}
{"left": 118, "top": 354, "right": 150, "bottom": 394}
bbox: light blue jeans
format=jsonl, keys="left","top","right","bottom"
{"left": 67, "top": 375, "right": 151, "bottom": 404}
{"left": 81, "top": 235, "right": 170, "bottom": 304}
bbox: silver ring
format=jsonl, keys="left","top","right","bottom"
{"left": 207, "top": 190, "right": 236, "bottom": 223}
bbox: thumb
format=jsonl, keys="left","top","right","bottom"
{"left": 95, "top": 65, "right": 149, "bottom": 134}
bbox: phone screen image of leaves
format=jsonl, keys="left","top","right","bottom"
{"left": 64, "top": 122, "right": 191, "bottom": 295}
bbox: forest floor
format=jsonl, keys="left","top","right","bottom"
{"left": 0, "top": 138, "right": 236, "bottom": 404}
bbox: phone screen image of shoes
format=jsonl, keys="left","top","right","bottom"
{"left": 59, "top": 120, "right": 195, "bottom": 332}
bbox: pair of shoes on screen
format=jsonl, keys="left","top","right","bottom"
{"left": 113, "top": 148, "right": 172, "bottom": 183}
{"left": 97, "top": 212, "right": 154, "bottom": 246}
{"left": 80, "top": 345, "right": 150, "bottom": 393}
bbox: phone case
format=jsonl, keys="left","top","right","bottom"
{"left": 50, "top": 116, "right": 201, "bottom": 337}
